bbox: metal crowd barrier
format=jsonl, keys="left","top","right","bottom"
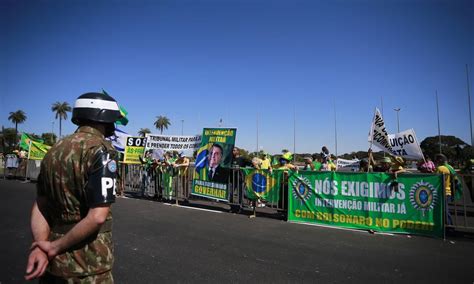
{"left": 120, "top": 163, "right": 474, "bottom": 234}
{"left": 446, "top": 173, "right": 474, "bottom": 233}
{"left": 120, "top": 164, "right": 288, "bottom": 217}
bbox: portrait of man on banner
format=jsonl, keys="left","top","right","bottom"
{"left": 207, "top": 143, "right": 230, "bottom": 183}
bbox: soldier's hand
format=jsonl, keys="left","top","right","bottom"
{"left": 25, "top": 247, "right": 49, "bottom": 280}
{"left": 32, "top": 241, "right": 60, "bottom": 260}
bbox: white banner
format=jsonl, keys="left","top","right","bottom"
{"left": 336, "top": 158, "right": 360, "bottom": 172}
{"left": 368, "top": 108, "right": 396, "bottom": 154}
{"left": 144, "top": 134, "right": 202, "bottom": 157}
{"left": 387, "top": 129, "right": 424, "bottom": 160}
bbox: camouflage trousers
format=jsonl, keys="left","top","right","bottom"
{"left": 39, "top": 270, "right": 113, "bottom": 284}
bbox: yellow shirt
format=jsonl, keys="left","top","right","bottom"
{"left": 261, "top": 159, "right": 271, "bottom": 170}
{"left": 437, "top": 165, "right": 451, "bottom": 196}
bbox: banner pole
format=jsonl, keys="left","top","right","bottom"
{"left": 23, "top": 140, "right": 32, "bottom": 182}
{"left": 367, "top": 108, "right": 376, "bottom": 172}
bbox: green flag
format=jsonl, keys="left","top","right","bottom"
{"left": 29, "top": 140, "right": 51, "bottom": 160}
{"left": 19, "top": 133, "right": 43, "bottom": 151}
{"left": 243, "top": 168, "right": 283, "bottom": 202}
{"left": 102, "top": 89, "right": 128, "bottom": 126}
{"left": 116, "top": 106, "right": 129, "bottom": 126}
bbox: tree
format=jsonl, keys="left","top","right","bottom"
{"left": 8, "top": 110, "right": 27, "bottom": 145}
{"left": 138, "top": 128, "right": 151, "bottom": 137}
{"left": 1, "top": 127, "right": 17, "bottom": 153}
{"left": 51, "top": 102, "right": 72, "bottom": 137}
{"left": 41, "top": 132, "right": 57, "bottom": 146}
{"left": 154, "top": 116, "right": 171, "bottom": 134}
{"left": 420, "top": 135, "right": 469, "bottom": 166}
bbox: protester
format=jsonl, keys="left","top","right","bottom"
{"left": 389, "top": 156, "right": 406, "bottom": 192}
{"left": 251, "top": 157, "right": 263, "bottom": 169}
{"left": 373, "top": 157, "right": 391, "bottom": 173}
{"left": 303, "top": 156, "right": 315, "bottom": 171}
{"left": 435, "top": 154, "right": 455, "bottom": 225}
{"left": 260, "top": 152, "right": 272, "bottom": 173}
{"left": 273, "top": 152, "right": 298, "bottom": 171}
{"left": 230, "top": 147, "right": 252, "bottom": 208}
{"left": 231, "top": 147, "right": 252, "bottom": 168}
{"left": 173, "top": 151, "right": 190, "bottom": 201}
{"left": 139, "top": 150, "right": 154, "bottom": 197}
{"left": 417, "top": 156, "right": 436, "bottom": 173}
{"left": 311, "top": 154, "right": 323, "bottom": 171}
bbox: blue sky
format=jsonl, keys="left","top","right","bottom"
{"left": 1, "top": 0, "right": 473, "bottom": 155}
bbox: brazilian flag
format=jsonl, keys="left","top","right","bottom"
{"left": 243, "top": 169, "right": 283, "bottom": 203}
{"left": 193, "top": 143, "right": 210, "bottom": 180}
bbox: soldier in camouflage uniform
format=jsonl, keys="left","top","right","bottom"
{"left": 25, "top": 92, "right": 122, "bottom": 283}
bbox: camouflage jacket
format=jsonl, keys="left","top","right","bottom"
{"left": 37, "top": 126, "right": 117, "bottom": 277}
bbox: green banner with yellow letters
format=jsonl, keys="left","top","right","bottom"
{"left": 288, "top": 171, "right": 444, "bottom": 237}
{"left": 192, "top": 128, "right": 236, "bottom": 202}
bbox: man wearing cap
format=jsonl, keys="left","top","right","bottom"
{"left": 25, "top": 92, "right": 122, "bottom": 282}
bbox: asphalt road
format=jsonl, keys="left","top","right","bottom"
{"left": 1, "top": 179, "right": 473, "bottom": 283}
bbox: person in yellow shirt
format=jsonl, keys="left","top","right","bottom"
{"left": 435, "top": 154, "right": 453, "bottom": 225}
{"left": 173, "top": 151, "right": 190, "bottom": 202}
{"left": 260, "top": 152, "right": 272, "bottom": 173}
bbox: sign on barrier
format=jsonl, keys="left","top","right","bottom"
{"left": 288, "top": 172, "right": 444, "bottom": 237}
{"left": 123, "top": 137, "right": 146, "bottom": 164}
{"left": 192, "top": 128, "right": 236, "bottom": 201}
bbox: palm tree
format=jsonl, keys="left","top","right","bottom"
{"left": 154, "top": 116, "right": 171, "bottom": 134}
{"left": 138, "top": 128, "right": 151, "bottom": 137}
{"left": 8, "top": 110, "right": 27, "bottom": 144}
{"left": 51, "top": 102, "right": 72, "bottom": 137}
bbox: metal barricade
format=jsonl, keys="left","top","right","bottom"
{"left": 122, "top": 164, "right": 288, "bottom": 219}
{"left": 446, "top": 173, "right": 474, "bottom": 233}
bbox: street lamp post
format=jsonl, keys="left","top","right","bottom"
{"left": 394, "top": 108, "right": 401, "bottom": 132}
{"left": 181, "top": 119, "right": 184, "bottom": 135}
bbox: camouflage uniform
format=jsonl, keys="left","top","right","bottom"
{"left": 37, "top": 126, "right": 117, "bottom": 283}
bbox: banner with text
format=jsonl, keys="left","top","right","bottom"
{"left": 192, "top": 128, "right": 237, "bottom": 202}
{"left": 145, "top": 134, "right": 201, "bottom": 157}
{"left": 288, "top": 171, "right": 444, "bottom": 237}
{"left": 386, "top": 129, "right": 424, "bottom": 160}
{"left": 123, "top": 137, "right": 146, "bottom": 164}
{"left": 336, "top": 158, "right": 360, "bottom": 172}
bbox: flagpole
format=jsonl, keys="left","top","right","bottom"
{"left": 256, "top": 112, "right": 259, "bottom": 154}
{"left": 334, "top": 98, "right": 338, "bottom": 157}
{"left": 293, "top": 105, "right": 296, "bottom": 162}
{"left": 466, "top": 64, "right": 473, "bottom": 146}
{"left": 24, "top": 140, "right": 32, "bottom": 183}
{"left": 436, "top": 91, "right": 442, "bottom": 154}
{"left": 381, "top": 97, "right": 385, "bottom": 158}
{"left": 367, "top": 108, "right": 376, "bottom": 172}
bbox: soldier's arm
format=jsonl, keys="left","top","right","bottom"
{"left": 34, "top": 205, "right": 110, "bottom": 259}
{"left": 25, "top": 197, "right": 50, "bottom": 280}
{"left": 31, "top": 197, "right": 50, "bottom": 242}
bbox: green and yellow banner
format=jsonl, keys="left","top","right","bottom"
{"left": 243, "top": 169, "right": 283, "bottom": 203}
{"left": 192, "top": 128, "right": 237, "bottom": 201}
{"left": 28, "top": 141, "right": 51, "bottom": 160}
{"left": 288, "top": 171, "right": 444, "bottom": 237}
{"left": 20, "top": 133, "right": 43, "bottom": 151}
{"left": 123, "top": 137, "right": 146, "bottom": 164}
